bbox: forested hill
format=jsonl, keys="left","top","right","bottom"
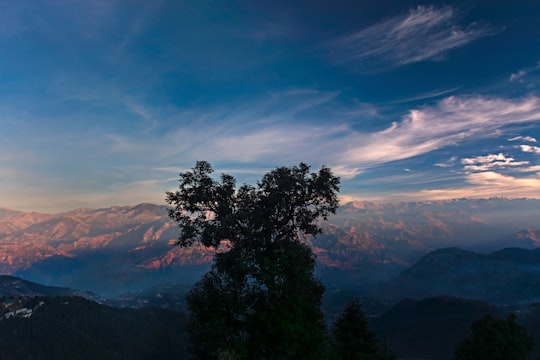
{"left": 0, "top": 295, "right": 187, "bottom": 359}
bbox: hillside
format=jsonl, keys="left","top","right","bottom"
{"left": 371, "top": 296, "right": 503, "bottom": 360}
{"left": 0, "top": 295, "right": 187, "bottom": 359}
{"left": 0, "top": 275, "right": 92, "bottom": 298}
{"left": 375, "top": 247, "right": 540, "bottom": 304}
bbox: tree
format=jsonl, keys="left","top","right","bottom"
{"left": 331, "top": 298, "right": 395, "bottom": 360}
{"left": 166, "top": 161, "right": 340, "bottom": 359}
{"left": 455, "top": 314, "right": 534, "bottom": 360}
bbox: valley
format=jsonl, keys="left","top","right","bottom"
{"left": 0, "top": 199, "right": 539, "bottom": 298}
{"left": 0, "top": 199, "right": 539, "bottom": 359}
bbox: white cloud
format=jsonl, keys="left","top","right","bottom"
{"left": 434, "top": 156, "right": 457, "bottom": 168}
{"left": 461, "top": 153, "right": 529, "bottom": 171}
{"left": 327, "top": 5, "right": 496, "bottom": 71}
{"left": 101, "top": 94, "right": 540, "bottom": 181}
{"left": 519, "top": 145, "right": 540, "bottom": 154}
{"left": 5, "top": 89, "right": 540, "bottom": 211}
{"left": 467, "top": 171, "right": 540, "bottom": 190}
{"left": 520, "top": 145, "right": 540, "bottom": 154}
{"left": 509, "top": 135, "right": 537, "bottom": 142}
{"left": 378, "top": 171, "right": 540, "bottom": 201}
{"left": 338, "top": 96, "right": 540, "bottom": 173}
{"left": 398, "top": 148, "right": 540, "bottom": 201}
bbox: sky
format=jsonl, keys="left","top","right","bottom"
{"left": 1, "top": 0, "right": 540, "bottom": 212}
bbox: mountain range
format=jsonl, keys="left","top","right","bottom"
{"left": 375, "top": 246, "right": 540, "bottom": 304}
{"left": 0, "top": 198, "right": 539, "bottom": 296}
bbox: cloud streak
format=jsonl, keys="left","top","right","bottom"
{"left": 414, "top": 171, "right": 540, "bottom": 200}
{"left": 326, "top": 5, "right": 496, "bottom": 71}
{"left": 98, "top": 94, "right": 540, "bottom": 181}
{"left": 509, "top": 135, "right": 537, "bottom": 142}
{"left": 339, "top": 96, "right": 540, "bottom": 175}
{"left": 4, "top": 89, "right": 540, "bottom": 211}
{"left": 509, "top": 61, "right": 540, "bottom": 83}
{"left": 434, "top": 156, "right": 458, "bottom": 168}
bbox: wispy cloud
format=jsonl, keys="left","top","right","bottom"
{"left": 415, "top": 171, "right": 540, "bottom": 200}
{"left": 4, "top": 89, "right": 540, "bottom": 210}
{"left": 434, "top": 156, "right": 458, "bottom": 168}
{"left": 509, "top": 61, "right": 540, "bottom": 83}
{"left": 338, "top": 96, "right": 540, "bottom": 175}
{"left": 509, "top": 135, "right": 537, "bottom": 142}
{"left": 468, "top": 171, "right": 540, "bottom": 191}
{"left": 98, "top": 94, "right": 540, "bottom": 181}
{"left": 510, "top": 70, "right": 527, "bottom": 82}
{"left": 387, "top": 87, "right": 461, "bottom": 104}
{"left": 101, "top": 89, "right": 351, "bottom": 172}
{"left": 326, "top": 5, "right": 496, "bottom": 71}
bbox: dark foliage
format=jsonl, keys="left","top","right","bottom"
{"left": 331, "top": 298, "right": 394, "bottom": 360}
{"left": 166, "top": 161, "right": 340, "bottom": 359}
{"left": 372, "top": 296, "right": 503, "bottom": 360}
{"left": 166, "top": 161, "right": 340, "bottom": 248}
{"left": 455, "top": 313, "right": 534, "bottom": 360}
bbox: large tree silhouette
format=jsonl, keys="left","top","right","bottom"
{"left": 166, "top": 161, "right": 340, "bottom": 359}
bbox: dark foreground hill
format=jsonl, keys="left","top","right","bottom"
{"left": 371, "top": 296, "right": 502, "bottom": 360}
{"left": 0, "top": 296, "right": 187, "bottom": 360}
{"left": 371, "top": 296, "right": 540, "bottom": 360}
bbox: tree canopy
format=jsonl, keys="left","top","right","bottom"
{"left": 455, "top": 313, "right": 534, "bottom": 360}
{"left": 166, "top": 161, "right": 340, "bottom": 249}
{"left": 166, "top": 161, "right": 340, "bottom": 359}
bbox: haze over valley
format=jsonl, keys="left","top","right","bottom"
{"left": 1, "top": 198, "right": 538, "bottom": 301}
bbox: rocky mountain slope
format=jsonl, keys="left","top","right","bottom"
{"left": 0, "top": 199, "right": 538, "bottom": 295}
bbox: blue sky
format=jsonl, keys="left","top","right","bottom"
{"left": 1, "top": 0, "right": 540, "bottom": 212}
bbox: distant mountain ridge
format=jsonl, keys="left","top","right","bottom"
{"left": 376, "top": 246, "right": 540, "bottom": 304}
{"left": 0, "top": 275, "right": 92, "bottom": 298}
{"left": 0, "top": 198, "right": 539, "bottom": 295}
{"left": 490, "top": 228, "right": 540, "bottom": 250}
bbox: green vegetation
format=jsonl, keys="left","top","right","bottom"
{"left": 455, "top": 313, "right": 534, "bottom": 360}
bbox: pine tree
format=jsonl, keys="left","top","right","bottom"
{"left": 331, "top": 298, "right": 395, "bottom": 360}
